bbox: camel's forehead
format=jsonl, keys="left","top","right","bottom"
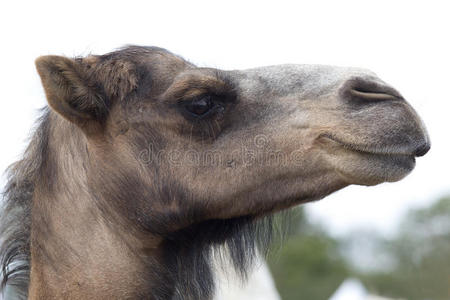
{"left": 233, "top": 64, "right": 382, "bottom": 96}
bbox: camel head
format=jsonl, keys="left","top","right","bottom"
{"left": 35, "top": 45, "right": 430, "bottom": 231}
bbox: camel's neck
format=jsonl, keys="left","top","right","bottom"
{"left": 28, "top": 114, "right": 170, "bottom": 299}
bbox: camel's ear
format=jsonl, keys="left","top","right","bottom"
{"left": 35, "top": 55, "right": 107, "bottom": 126}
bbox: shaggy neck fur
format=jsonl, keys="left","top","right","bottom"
{"left": 0, "top": 109, "right": 272, "bottom": 300}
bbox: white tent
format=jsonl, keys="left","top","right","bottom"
{"left": 329, "top": 278, "right": 402, "bottom": 300}
{"left": 214, "top": 255, "right": 281, "bottom": 300}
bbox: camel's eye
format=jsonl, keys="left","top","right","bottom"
{"left": 184, "top": 95, "right": 222, "bottom": 118}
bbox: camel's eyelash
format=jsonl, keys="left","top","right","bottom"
{"left": 179, "top": 94, "right": 226, "bottom": 120}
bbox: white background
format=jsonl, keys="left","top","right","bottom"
{"left": 1, "top": 0, "right": 449, "bottom": 238}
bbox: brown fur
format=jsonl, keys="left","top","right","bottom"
{"left": 0, "top": 45, "right": 429, "bottom": 299}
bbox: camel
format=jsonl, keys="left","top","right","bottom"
{"left": 0, "top": 46, "right": 429, "bottom": 299}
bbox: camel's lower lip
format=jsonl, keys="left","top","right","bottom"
{"left": 320, "top": 134, "right": 417, "bottom": 156}
{"left": 373, "top": 153, "right": 416, "bottom": 170}
{"left": 349, "top": 148, "right": 416, "bottom": 171}
{"left": 320, "top": 135, "right": 417, "bottom": 170}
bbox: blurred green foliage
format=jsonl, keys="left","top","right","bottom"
{"left": 360, "top": 196, "right": 450, "bottom": 300}
{"left": 267, "top": 196, "right": 450, "bottom": 300}
{"left": 268, "top": 209, "right": 350, "bottom": 300}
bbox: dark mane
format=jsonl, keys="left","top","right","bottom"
{"left": 0, "top": 106, "right": 281, "bottom": 299}
{"left": 0, "top": 108, "right": 50, "bottom": 298}
{"left": 162, "top": 216, "right": 277, "bottom": 299}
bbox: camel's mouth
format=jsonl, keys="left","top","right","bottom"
{"left": 320, "top": 134, "right": 428, "bottom": 158}
{"left": 318, "top": 134, "right": 424, "bottom": 184}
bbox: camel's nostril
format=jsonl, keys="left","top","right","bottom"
{"left": 414, "top": 142, "right": 431, "bottom": 157}
{"left": 341, "top": 77, "right": 403, "bottom": 103}
{"left": 349, "top": 89, "right": 401, "bottom": 101}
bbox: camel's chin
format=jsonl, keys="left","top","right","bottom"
{"left": 331, "top": 151, "right": 416, "bottom": 186}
